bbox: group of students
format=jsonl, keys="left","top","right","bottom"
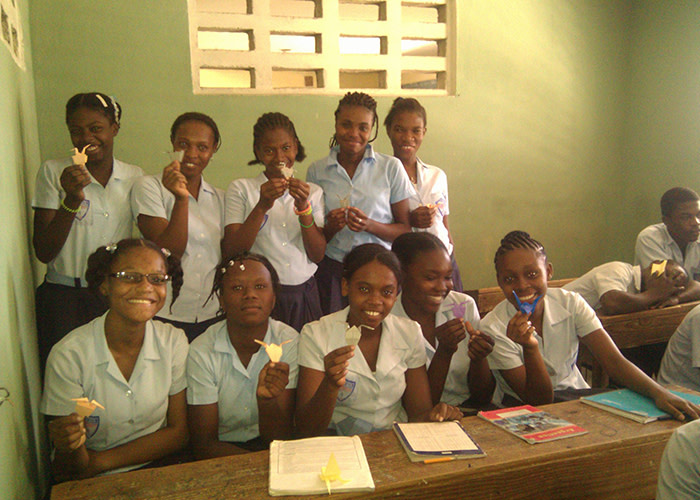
{"left": 34, "top": 91, "right": 700, "bottom": 482}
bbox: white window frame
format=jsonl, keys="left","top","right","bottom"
{"left": 187, "top": 0, "right": 456, "bottom": 95}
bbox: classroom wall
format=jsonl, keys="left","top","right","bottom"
{"left": 616, "top": 1, "right": 700, "bottom": 261}
{"left": 0, "top": 0, "right": 45, "bottom": 498}
{"left": 29, "top": 0, "right": 633, "bottom": 289}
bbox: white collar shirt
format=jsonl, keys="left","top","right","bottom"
{"left": 130, "top": 174, "right": 224, "bottom": 322}
{"left": 224, "top": 173, "right": 325, "bottom": 285}
{"left": 656, "top": 419, "right": 700, "bottom": 500}
{"left": 635, "top": 223, "right": 700, "bottom": 280}
{"left": 391, "top": 291, "right": 480, "bottom": 405}
{"left": 40, "top": 313, "right": 188, "bottom": 472}
{"left": 298, "top": 308, "right": 427, "bottom": 435}
{"left": 32, "top": 157, "right": 143, "bottom": 281}
{"left": 563, "top": 261, "right": 641, "bottom": 311}
{"left": 186, "top": 319, "right": 299, "bottom": 442}
{"left": 481, "top": 288, "right": 602, "bottom": 400}
{"left": 306, "top": 145, "right": 413, "bottom": 262}
{"left": 658, "top": 303, "right": 700, "bottom": 393}
{"left": 407, "top": 159, "right": 452, "bottom": 254}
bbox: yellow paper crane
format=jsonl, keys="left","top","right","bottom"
{"left": 71, "top": 397, "right": 105, "bottom": 417}
{"left": 319, "top": 453, "right": 350, "bottom": 495}
{"left": 254, "top": 339, "right": 293, "bottom": 363}
{"left": 71, "top": 144, "right": 89, "bottom": 167}
{"left": 651, "top": 259, "right": 667, "bottom": 277}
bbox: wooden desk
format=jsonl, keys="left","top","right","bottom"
{"left": 579, "top": 301, "right": 700, "bottom": 387}
{"left": 51, "top": 399, "right": 683, "bottom": 500}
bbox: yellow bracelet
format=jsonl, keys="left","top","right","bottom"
{"left": 294, "top": 202, "right": 312, "bottom": 216}
{"left": 60, "top": 199, "right": 80, "bottom": 214}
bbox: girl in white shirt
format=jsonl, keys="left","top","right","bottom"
{"left": 481, "top": 230, "right": 700, "bottom": 420}
{"left": 384, "top": 97, "right": 463, "bottom": 291}
{"left": 223, "top": 112, "right": 326, "bottom": 331}
{"left": 41, "top": 239, "right": 188, "bottom": 480}
{"left": 295, "top": 243, "right": 462, "bottom": 437}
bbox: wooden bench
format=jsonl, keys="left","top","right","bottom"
{"left": 580, "top": 300, "right": 700, "bottom": 387}
{"left": 466, "top": 278, "right": 575, "bottom": 318}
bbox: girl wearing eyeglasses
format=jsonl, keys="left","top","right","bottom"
{"left": 41, "top": 238, "right": 189, "bottom": 480}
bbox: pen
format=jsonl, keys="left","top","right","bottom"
{"left": 423, "top": 457, "right": 454, "bottom": 464}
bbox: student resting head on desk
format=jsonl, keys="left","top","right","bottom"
{"left": 564, "top": 259, "right": 700, "bottom": 316}
{"left": 479, "top": 230, "right": 700, "bottom": 420}
{"left": 186, "top": 253, "right": 298, "bottom": 460}
{"left": 41, "top": 239, "right": 188, "bottom": 481}
{"left": 391, "top": 232, "right": 496, "bottom": 408}
{"left": 295, "top": 243, "right": 463, "bottom": 437}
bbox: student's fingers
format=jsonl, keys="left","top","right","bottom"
{"left": 428, "top": 403, "right": 463, "bottom": 422}
{"left": 468, "top": 333, "right": 495, "bottom": 360}
{"left": 289, "top": 178, "right": 310, "bottom": 199}
{"left": 48, "top": 414, "right": 86, "bottom": 451}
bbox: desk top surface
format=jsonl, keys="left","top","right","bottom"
{"left": 51, "top": 399, "right": 685, "bottom": 500}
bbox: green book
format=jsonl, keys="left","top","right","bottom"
{"left": 580, "top": 389, "right": 700, "bottom": 423}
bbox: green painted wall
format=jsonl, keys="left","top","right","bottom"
{"left": 30, "top": 0, "right": 632, "bottom": 289}
{"left": 0, "top": 0, "right": 45, "bottom": 498}
{"left": 618, "top": 1, "right": 700, "bottom": 257}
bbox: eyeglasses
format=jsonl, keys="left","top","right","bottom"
{"left": 109, "top": 271, "right": 171, "bottom": 285}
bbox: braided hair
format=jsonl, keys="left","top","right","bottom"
{"left": 85, "top": 239, "right": 184, "bottom": 312}
{"left": 383, "top": 97, "right": 427, "bottom": 131}
{"left": 330, "top": 91, "right": 379, "bottom": 148}
{"left": 66, "top": 92, "right": 121, "bottom": 126}
{"left": 248, "top": 112, "right": 306, "bottom": 166}
{"left": 170, "top": 111, "right": 222, "bottom": 151}
{"left": 493, "top": 230, "right": 547, "bottom": 270}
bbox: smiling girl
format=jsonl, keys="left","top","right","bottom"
{"left": 41, "top": 239, "right": 188, "bottom": 480}
{"left": 186, "top": 253, "right": 297, "bottom": 459}
{"left": 33, "top": 92, "right": 144, "bottom": 371}
{"left": 223, "top": 112, "right": 326, "bottom": 331}
{"left": 295, "top": 244, "right": 462, "bottom": 437}
{"left": 306, "top": 92, "right": 413, "bottom": 314}
{"left": 481, "top": 230, "right": 700, "bottom": 420}
{"left": 131, "top": 112, "right": 225, "bottom": 342}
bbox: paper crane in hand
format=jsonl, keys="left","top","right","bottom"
{"left": 278, "top": 162, "right": 295, "bottom": 179}
{"left": 71, "top": 145, "right": 89, "bottom": 167}
{"left": 513, "top": 291, "right": 542, "bottom": 315}
{"left": 71, "top": 397, "right": 105, "bottom": 417}
{"left": 319, "top": 453, "right": 350, "bottom": 495}
{"left": 344, "top": 323, "right": 374, "bottom": 346}
{"left": 448, "top": 300, "right": 468, "bottom": 320}
{"left": 254, "top": 339, "right": 293, "bottom": 363}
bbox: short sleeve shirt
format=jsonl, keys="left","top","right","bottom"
{"left": 562, "top": 261, "right": 641, "bottom": 311}
{"left": 656, "top": 419, "right": 700, "bottom": 500}
{"left": 658, "top": 303, "right": 700, "bottom": 392}
{"left": 481, "top": 288, "right": 602, "bottom": 400}
{"left": 407, "top": 159, "right": 452, "bottom": 255}
{"left": 635, "top": 223, "right": 700, "bottom": 281}
{"left": 32, "top": 157, "right": 143, "bottom": 280}
{"left": 224, "top": 173, "right": 325, "bottom": 285}
{"left": 130, "top": 175, "right": 224, "bottom": 322}
{"left": 298, "top": 308, "right": 427, "bottom": 435}
{"left": 391, "top": 291, "right": 480, "bottom": 405}
{"left": 186, "top": 319, "right": 299, "bottom": 442}
{"left": 306, "top": 145, "right": 413, "bottom": 261}
{"left": 41, "top": 313, "right": 188, "bottom": 471}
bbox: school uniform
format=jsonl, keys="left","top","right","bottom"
{"left": 225, "top": 173, "right": 325, "bottom": 331}
{"left": 306, "top": 145, "right": 413, "bottom": 313}
{"left": 656, "top": 419, "right": 700, "bottom": 500}
{"left": 407, "top": 159, "right": 463, "bottom": 291}
{"left": 186, "top": 319, "right": 298, "bottom": 443}
{"left": 298, "top": 308, "right": 427, "bottom": 435}
{"left": 131, "top": 175, "right": 224, "bottom": 340}
{"left": 481, "top": 288, "right": 602, "bottom": 402}
{"left": 635, "top": 223, "right": 700, "bottom": 280}
{"left": 562, "top": 261, "right": 641, "bottom": 311}
{"left": 41, "top": 313, "right": 188, "bottom": 474}
{"left": 32, "top": 157, "right": 143, "bottom": 370}
{"left": 658, "top": 303, "right": 700, "bottom": 393}
{"left": 391, "top": 291, "right": 480, "bottom": 405}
